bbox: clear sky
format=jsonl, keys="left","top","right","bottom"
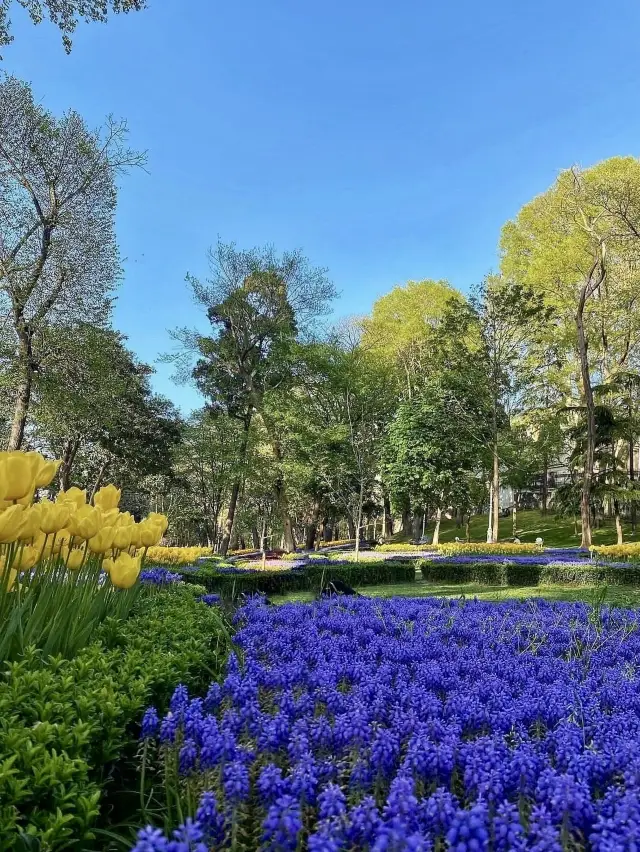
{"left": 4, "top": 0, "right": 640, "bottom": 412}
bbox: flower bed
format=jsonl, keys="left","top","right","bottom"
{"left": 133, "top": 595, "right": 640, "bottom": 849}
{"left": 179, "top": 560, "right": 417, "bottom": 598}
{"left": 591, "top": 543, "right": 640, "bottom": 561}
{"left": 437, "top": 542, "right": 543, "bottom": 556}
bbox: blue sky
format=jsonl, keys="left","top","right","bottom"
{"left": 4, "top": 0, "right": 640, "bottom": 412}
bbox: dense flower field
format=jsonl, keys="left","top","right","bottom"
{"left": 133, "top": 595, "right": 640, "bottom": 850}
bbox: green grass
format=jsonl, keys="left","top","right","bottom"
{"left": 390, "top": 509, "right": 639, "bottom": 547}
{"left": 271, "top": 579, "right": 640, "bottom": 607}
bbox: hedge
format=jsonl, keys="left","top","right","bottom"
{"left": 182, "top": 559, "right": 418, "bottom": 598}
{"left": 0, "top": 586, "right": 232, "bottom": 851}
{"left": 418, "top": 559, "right": 640, "bottom": 587}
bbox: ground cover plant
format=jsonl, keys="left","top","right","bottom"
{"left": 133, "top": 594, "right": 640, "bottom": 850}
{"left": 0, "top": 584, "right": 232, "bottom": 851}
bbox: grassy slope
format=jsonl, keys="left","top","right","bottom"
{"left": 396, "top": 509, "right": 639, "bottom": 547}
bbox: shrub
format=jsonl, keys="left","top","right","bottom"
{"left": 227, "top": 547, "right": 257, "bottom": 556}
{"left": 0, "top": 585, "right": 232, "bottom": 850}
{"left": 418, "top": 558, "right": 640, "bottom": 587}
{"left": 182, "top": 560, "right": 417, "bottom": 598}
{"left": 319, "top": 538, "right": 355, "bottom": 547}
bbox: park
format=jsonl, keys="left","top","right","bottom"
{"left": 3, "top": 1, "right": 640, "bottom": 849}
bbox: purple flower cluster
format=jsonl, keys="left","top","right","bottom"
{"left": 132, "top": 595, "right": 640, "bottom": 850}
{"left": 422, "top": 553, "right": 635, "bottom": 569}
{"left": 197, "top": 594, "right": 221, "bottom": 606}
{"left": 140, "top": 568, "right": 183, "bottom": 586}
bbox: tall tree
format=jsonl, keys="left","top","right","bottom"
{"left": 173, "top": 241, "right": 335, "bottom": 555}
{"left": 0, "top": 75, "right": 143, "bottom": 449}
{"left": 0, "top": 1, "right": 146, "bottom": 53}
{"left": 501, "top": 157, "right": 640, "bottom": 547}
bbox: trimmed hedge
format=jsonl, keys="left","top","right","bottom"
{"left": 182, "top": 560, "right": 418, "bottom": 598}
{"left": 0, "top": 586, "right": 232, "bottom": 851}
{"left": 418, "top": 559, "right": 640, "bottom": 587}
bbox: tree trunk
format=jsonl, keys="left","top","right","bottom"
{"left": 219, "top": 415, "right": 251, "bottom": 557}
{"left": 383, "top": 494, "right": 393, "bottom": 537}
{"left": 58, "top": 436, "right": 80, "bottom": 491}
{"left": 412, "top": 513, "right": 422, "bottom": 542}
{"left": 486, "top": 481, "right": 493, "bottom": 543}
{"left": 251, "top": 525, "right": 260, "bottom": 549}
{"left": 89, "top": 459, "right": 110, "bottom": 503}
{"left": 614, "top": 499, "right": 623, "bottom": 545}
{"left": 576, "top": 296, "right": 595, "bottom": 549}
{"left": 354, "top": 480, "right": 364, "bottom": 562}
{"left": 512, "top": 501, "right": 517, "bottom": 539}
{"left": 305, "top": 503, "right": 320, "bottom": 550}
{"left": 465, "top": 516, "right": 471, "bottom": 542}
{"left": 346, "top": 514, "right": 356, "bottom": 539}
{"left": 630, "top": 437, "right": 636, "bottom": 533}
{"left": 492, "top": 446, "right": 500, "bottom": 543}
{"left": 7, "top": 331, "right": 35, "bottom": 451}
{"left": 262, "top": 413, "right": 295, "bottom": 552}
{"left": 541, "top": 455, "right": 548, "bottom": 515}
{"left": 432, "top": 507, "right": 442, "bottom": 546}
{"left": 401, "top": 507, "right": 412, "bottom": 535}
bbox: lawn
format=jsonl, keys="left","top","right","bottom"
{"left": 272, "top": 578, "right": 640, "bottom": 606}
{"left": 400, "top": 508, "right": 640, "bottom": 547}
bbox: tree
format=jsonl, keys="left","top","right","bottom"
{"left": 33, "top": 325, "right": 181, "bottom": 493}
{"left": 501, "top": 157, "right": 640, "bottom": 547}
{"left": 173, "top": 241, "right": 335, "bottom": 555}
{"left": 0, "top": 75, "right": 144, "bottom": 449}
{"left": 472, "top": 276, "right": 551, "bottom": 542}
{"left": 361, "top": 279, "right": 463, "bottom": 399}
{"left": 0, "top": 0, "right": 146, "bottom": 54}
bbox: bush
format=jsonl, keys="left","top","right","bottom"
{"left": 418, "top": 558, "right": 640, "bottom": 587}
{"left": 182, "top": 560, "right": 417, "bottom": 598}
{"left": 0, "top": 586, "right": 232, "bottom": 851}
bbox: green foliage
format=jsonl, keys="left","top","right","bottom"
{"left": 182, "top": 560, "right": 417, "bottom": 598}
{"left": 0, "top": 586, "right": 232, "bottom": 850}
{"left": 0, "top": 1, "right": 147, "bottom": 53}
{"left": 418, "top": 558, "right": 640, "bottom": 587}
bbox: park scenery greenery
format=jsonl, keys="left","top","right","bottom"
{"left": 7, "top": 16, "right": 640, "bottom": 852}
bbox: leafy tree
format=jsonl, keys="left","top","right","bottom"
{"left": 172, "top": 240, "right": 335, "bottom": 555}
{"left": 0, "top": 74, "right": 144, "bottom": 449}
{"left": 501, "top": 157, "right": 640, "bottom": 546}
{"left": 0, "top": 0, "right": 146, "bottom": 54}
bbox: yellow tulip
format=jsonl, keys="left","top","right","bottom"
{"left": 12, "top": 545, "right": 39, "bottom": 571}
{"left": 56, "top": 487, "right": 87, "bottom": 509}
{"left": 23, "top": 451, "right": 60, "bottom": 488}
{"left": 93, "top": 484, "right": 121, "bottom": 511}
{"left": 100, "top": 508, "right": 120, "bottom": 527}
{"left": 109, "top": 552, "right": 141, "bottom": 589}
{"left": 103, "top": 556, "right": 115, "bottom": 575}
{"left": 88, "top": 527, "right": 115, "bottom": 554}
{"left": 34, "top": 458, "right": 62, "bottom": 488}
{"left": 115, "top": 511, "right": 135, "bottom": 527}
{"left": 0, "top": 505, "right": 27, "bottom": 543}
{"left": 52, "top": 529, "right": 73, "bottom": 553}
{"left": 0, "top": 452, "right": 36, "bottom": 501}
{"left": 65, "top": 549, "right": 85, "bottom": 570}
{"left": 128, "top": 524, "right": 142, "bottom": 549}
{"left": 67, "top": 505, "right": 102, "bottom": 540}
{"left": 139, "top": 520, "right": 163, "bottom": 548}
{"left": 112, "top": 524, "right": 133, "bottom": 551}
{"left": 16, "top": 505, "right": 42, "bottom": 542}
{"left": 39, "top": 499, "right": 72, "bottom": 535}
{"left": 146, "top": 512, "right": 169, "bottom": 534}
